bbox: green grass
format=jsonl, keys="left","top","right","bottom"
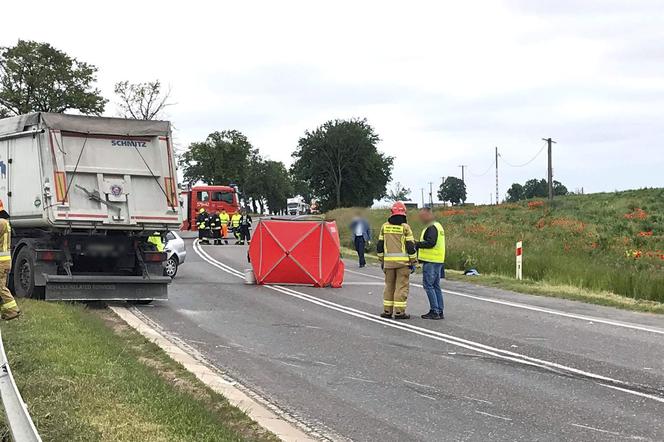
{"left": 0, "top": 300, "right": 278, "bottom": 442}
{"left": 331, "top": 188, "right": 664, "bottom": 305}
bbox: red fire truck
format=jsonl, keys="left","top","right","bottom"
{"left": 180, "top": 185, "right": 240, "bottom": 230}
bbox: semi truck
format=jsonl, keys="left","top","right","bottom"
{"left": 287, "top": 196, "right": 310, "bottom": 216}
{"left": 0, "top": 113, "right": 181, "bottom": 302}
{"left": 180, "top": 185, "right": 240, "bottom": 230}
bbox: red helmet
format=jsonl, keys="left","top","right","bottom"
{"left": 390, "top": 201, "right": 407, "bottom": 216}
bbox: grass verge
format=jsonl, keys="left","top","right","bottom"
{"left": 340, "top": 247, "right": 664, "bottom": 314}
{"left": 0, "top": 299, "right": 278, "bottom": 442}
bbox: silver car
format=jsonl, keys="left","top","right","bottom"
{"left": 164, "top": 231, "right": 187, "bottom": 278}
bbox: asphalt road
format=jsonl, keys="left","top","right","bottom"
{"left": 136, "top": 238, "right": 664, "bottom": 441}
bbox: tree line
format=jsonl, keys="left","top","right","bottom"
{"left": 0, "top": 40, "right": 394, "bottom": 213}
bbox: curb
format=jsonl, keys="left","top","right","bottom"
{"left": 109, "top": 305, "right": 321, "bottom": 442}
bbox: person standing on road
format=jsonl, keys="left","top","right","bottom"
{"left": 349, "top": 211, "right": 371, "bottom": 268}
{"left": 196, "top": 208, "right": 210, "bottom": 244}
{"left": 417, "top": 208, "right": 446, "bottom": 320}
{"left": 0, "top": 200, "right": 20, "bottom": 321}
{"left": 238, "top": 209, "right": 253, "bottom": 245}
{"left": 377, "top": 201, "right": 417, "bottom": 319}
{"left": 219, "top": 209, "right": 230, "bottom": 245}
{"left": 209, "top": 211, "right": 222, "bottom": 245}
{"left": 231, "top": 211, "right": 242, "bottom": 244}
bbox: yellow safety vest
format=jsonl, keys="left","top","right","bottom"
{"left": 147, "top": 234, "right": 164, "bottom": 252}
{"left": 231, "top": 214, "right": 241, "bottom": 228}
{"left": 418, "top": 221, "right": 445, "bottom": 263}
{"left": 378, "top": 223, "right": 416, "bottom": 262}
{"left": 220, "top": 213, "right": 230, "bottom": 225}
{"left": 0, "top": 220, "right": 10, "bottom": 262}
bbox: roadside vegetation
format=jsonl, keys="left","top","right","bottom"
{"left": 0, "top": 300, "right": 278, "bottom": 442}
{"left": 330, "top": 188, "right": 664, "bottom": 306}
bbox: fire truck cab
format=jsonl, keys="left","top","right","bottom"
{"left": 180, "top": 185, "right": 240, "bottom": 230}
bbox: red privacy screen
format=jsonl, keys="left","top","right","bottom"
{"left": 248, "top": 219, "right": 344, "bottom": 287}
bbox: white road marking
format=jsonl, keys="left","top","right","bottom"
{"left": 278, "top": 361, "right": 304, "bottom": 369}
{"left": 403, "top": 379, "right": 435, "bottom": 389}
{"left": 314, "top": 361, "right": 337, "bottom": 367}
{"left": 192, "top": 241, "right": 664, "bottom": 405}
{"left": 474, "top": 410, "right": 512, "bottom": 422}
{"left": 570, "top": 423, "right": 620, "bottom": 436}
{"left": 344, "top": 376, "right": 377, "bottom": 384}
{"left": 416, "top": 393, "right": 437, "bottom": 401}
{"left": 463, "top": 396, "right": 493, "bottom": 405}
{"left": 345, "top": 269, "right": 664, "bottom": 336}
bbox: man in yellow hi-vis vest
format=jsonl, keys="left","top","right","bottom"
{"left": 377, "top": 201, "right": 417, "bottom": 319}
{"left": 0, "top": 200, "right": 20, "bottom": 320}
{"left": 230, "top": 212, "right": 241, "bottom": 244}
{"left": 417, "top": 208, "right": 446, "bottom": 320}
{"left": 219, "top": 209, "right": 230, "bottom": 245}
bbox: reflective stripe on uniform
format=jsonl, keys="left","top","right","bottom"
{"left": 393, "top": 301, "right": 407, "bottom": 308}
{"left": 383, "top": 300, "right": 394, "bottom": 307}
{"left": 1, "top": 300, "right": 17, "bottom": 311}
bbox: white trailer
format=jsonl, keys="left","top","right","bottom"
{"left": 0, "top": 113, "right": 181, "bottom": 301}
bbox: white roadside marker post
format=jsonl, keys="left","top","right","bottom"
{"left": 516, "top": 241, "right": 523, "bottom": 280}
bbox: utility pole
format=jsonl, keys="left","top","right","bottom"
{"left": 458, "top": 165, "right": 467, "bottom": 183}
{"left": 421, "top": 188, "right": 425, "bottom": 208}
{"left": 542, "top": 137, "right": 556, "bottom": 200}
{"left": 430, "top": 182, "right": 434, "bottom": 206}
{"left": 495, "top": 146, "right": 499, "bottom": 205}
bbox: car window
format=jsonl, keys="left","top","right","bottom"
{"left": 165, "top": 232, "right": 176, "bottom": 241}
{"left": 197, "top": 191, "right": 209, "bottom": 201}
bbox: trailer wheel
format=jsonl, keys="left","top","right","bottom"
{"left": 14, "top": 248, "right": 38, "bottom": 299}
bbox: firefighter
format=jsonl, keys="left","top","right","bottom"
{"left": 0, "top": 200, "right": 20, "bottom": 321}
{"left": 196, "top": 208, "right": 210, "bottom": 244}
{"left": 219, "top": 209, "right": 230, "bottom": 245}
{"left": 238, "top": 209, "right": 253, "bottom": 245}
{"left": 209, "top": 211, "right": 222, "bottom": 245}
{"left": 377, "top": 201, "right": 417, "bottom": 319}
{"left": 231, "top": 211, "right": 242, "bottom": 244}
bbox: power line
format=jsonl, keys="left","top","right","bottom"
{"left": 499, "top": 142, "right": 547, "bottom": 168}
{"left": 468, "top": 160, "right": 494, "bottom": 177}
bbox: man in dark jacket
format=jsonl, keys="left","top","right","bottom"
{"left": 238, "top": 209, "right": 252, "bottom": 245}
{"left": 196, "top": 208, "right": 210, "bottom": 244}
{"left": 349, "top": 211, "right": 371, "bottom": 268}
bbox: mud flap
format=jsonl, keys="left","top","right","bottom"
{"left": 43, "top": 275, "right": 170, "bottom": 301}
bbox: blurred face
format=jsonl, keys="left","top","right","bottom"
{"left": 418, "top": 209, "right": 434, "bottom": 224}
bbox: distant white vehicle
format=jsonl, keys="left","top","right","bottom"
{"left": 287, "top": 196, "right": 310, "bottom": 215}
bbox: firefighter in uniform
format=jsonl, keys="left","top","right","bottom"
{"left": 231, "top": 211, "right": 242, "bottom": 244}
{"left": 219, "top": 209, "right": 230, "bottom": 245}
{"left": 238, "top": 209, "right": 252, "bottom": 245}
{"left": 377, "top": 201, "right": 417, "bottom": 319}
{"left": 196, "top": 208, "right": 210, "bottom": 244}
{"left": 0, "top": 200, "right": 20, "bottom": 320}
{"left": 147, "top": 232, "right": 165, "bottom": 251}
{"left": 209, "top": 211, "right": 222, "bottom": 245}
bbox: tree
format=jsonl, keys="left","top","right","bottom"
{"left": 261, "top": 160, "right": 293, "bottom": 214}
{"left": 553, "top": 180, "right": 568, "bottom": 196}
{"left": 438, "top": 177, "right": 466, "bottom": 205}
{"left": 506, "top": 183, "right": 525, "bottom": 202}
{"left": 179, "top": 130, "right": 256, "bottom": 189}
{"left": 386, "top": 182, "right": 411, "bottom": 202}
{"left": 0, "top": 40, "right": 106, "bottom": 115}
{"left": 523, "top": 178, "right": 548, "bottom": 199}
{"left": 291, "top": 118, "right": 393, "bottom": 210}
{"left": 114, "top": 80, "right": 172, "bottom": 120}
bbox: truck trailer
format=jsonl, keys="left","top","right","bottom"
{"left": 0, "top": 113, "right": 181, "bottom": 302}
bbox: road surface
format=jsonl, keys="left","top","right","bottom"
{"left": 135, "top": 238, "right": 664, "bottom": 441}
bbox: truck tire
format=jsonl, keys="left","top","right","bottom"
{"left": 13, "top": 248, "right": 40, "bottom": 299}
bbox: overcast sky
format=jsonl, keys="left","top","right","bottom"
{"left": 2, "top": 0, "right": 663, "bottom": 204}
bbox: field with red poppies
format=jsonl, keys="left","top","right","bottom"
{"left": 329, "top": 188, "right": 664, "bottom": 303}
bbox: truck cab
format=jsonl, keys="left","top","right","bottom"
{"left": 180, "top": 185, "right": 239, "bottom": 230}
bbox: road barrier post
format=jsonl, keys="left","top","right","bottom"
{"left": 516, "top": 241, "right": 523, "bottom": 280}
